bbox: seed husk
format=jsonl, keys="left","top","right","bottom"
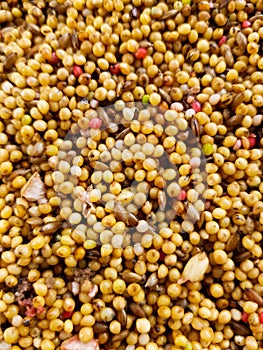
{"left": 27, "top": 23, "right": 41, "bottom": 35}
{"left": 139, "top": 40, "right": 153, "bottom": 48}
{"left": 116, "top": 82, "right": 124, "bottom": 97}
{"left": 191, "top": 117, "right": 200, "bottom": 139}
{"left": 116, "top": 128, "right": 131, "bottom": 140}
{"left": 4, "top": 53, "right": 17, "bottom": 71}
{"left": 40, "top": 221, "right": 62, "bottom": 234}
{"left": 159, "top": 9, "right": 178, "bottom": 20}
{"left": 26, "top": 217, "right": 43, "bottom": 226}
{"left": 123, "top": 80, "right": 137, "bottom": 91}
{"left": 90, "top": 161, "right": 109, "bottom": 171}
{"left": 158, "top": 190, "right": 166, "bottom": 211}
{"left": 31, "top": 141, "right": 45, "bottom": 157}
{"left": 186, "top": 204, "right": 200, "bottom": 222}
{"left": 21, "top": 172, "right": 47, "bottom": 203}
{"left": 249, "top": 14, "right": 263, "bottom": 22}
{"left": 178, "top": 252, "right": 209, "bottom": 284}
{"left": 7, "top": 168, "right": 31, "bottom": 181}
{"left": 121, "top": 271, "right": 144, "bottom": 283}
{"left": 145, "top": 272, "right": 158, "bottom": 288}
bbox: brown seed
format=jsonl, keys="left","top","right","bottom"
{"left": 231, "top": 92, "right": 244, "bottom": 110}
{"left": 4, "top": 53, "right": 17, "bottom": 71}
{"left": 25, "top": 45, "right": 40, "bottom": 59}
{"left": 129, "top": 303, "right": 146, "bottom": 317}
{"left": 117, "top": 309, "right": 127, "bottom": 328}
{"left": 234, "top": 252, "right": 251, "bottom": 263}
{"left": 114, "top": 202, "right": 128, "bottom": 222}
{"left": 159, "top": 9, "right": 178, "bottom": 20}
{"left": 231, "top": 321, "right": 250, "bottom": 336}
{"left": 236, "top": 32, "right": 247, "bottom": 50}
{"left": 78, "top": 73, "right": 91, "bottom": 85}
{"left": 71, "top": 30, "right": 79, "bottom": 50}
{"left": 159, "top": 88, "right": 172, "bottom": 104}
{"left": 126, "top": 213, "right": 139, "bottom": 227}
{"left": 41, "top": 221, "right": 62, "bottom": 234}
{"left": 59, "top": 33, "right": 71, "bottom": 49}
{"left": 224, "top": 49, "right": 234, "bottom": 67}
{"left": 225, "top": 115, "right": 243, "bottom": 127}
{"left": 54, "top": 4, "right": 68, "bottom": 14}
{"left": 94, "top": 323, "right": 108, "bottom": 334}
{"left": 244, "top": 289, "right": 263, "bottom": 307}
{"left": 225, "top": 233, "right": 239, "bottom": 252}
{"left": 219, "top": 0, "right": 231, "bottom": 8}
{"left": 112, "top": 330, "right": 129, "bottom": 342}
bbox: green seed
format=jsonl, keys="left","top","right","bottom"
{"left": 142, "top": 94, "right": 150, "bottom": 104}
{"left": 22, "top": 115, "right": 32, "bottom": 125}
{"left": 202, "top": 144, "right": 214, "bottom": 156}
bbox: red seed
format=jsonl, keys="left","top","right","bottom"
{"left": 192, "top": 101, "right": 201, "bottom": 112}
{"left": 178, "top": 190, "right": 187, "bottom": 201}
{"left": 49, "top": 52, "right": 59, "bottom": 65}
{"left": 37, "top": 306, "right": 45, "bottom": 314}
{"left": 135, "top": 47, "right": 147, "bottom": 59}
{"left": 159, "top": 252, "right": 165, "bottom": 261}
{"left": 218, "top": 36, "right": 227, "bottom": 46}
{"left": 241, "top": 312, "right": 248, "bottom": 322}
{"left": 89, "top": 118, "right": 102, "bottom": 129}
{"left": 248, "top": 136, "right": 256, "bottom": 148}
{"left": 61, "top": 310, "right": 74, "bottom": 320}
{"left": 242, "top": 20, "right": 251, "bottom": 28}
{"left": 110, "top": 63, "right": 120, "bottom": 75}
{"left": 260, "top": 312, "right": 263, "bottom": 324}
{"left": 73, "top": 65, "right": 83, "bottom": 78}
{"left": 26, "top": 307, "right": 37, "bottom": 318}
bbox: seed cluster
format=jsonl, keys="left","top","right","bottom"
{"left": 0, "top": 0, "right": 263, "bottom": 350}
